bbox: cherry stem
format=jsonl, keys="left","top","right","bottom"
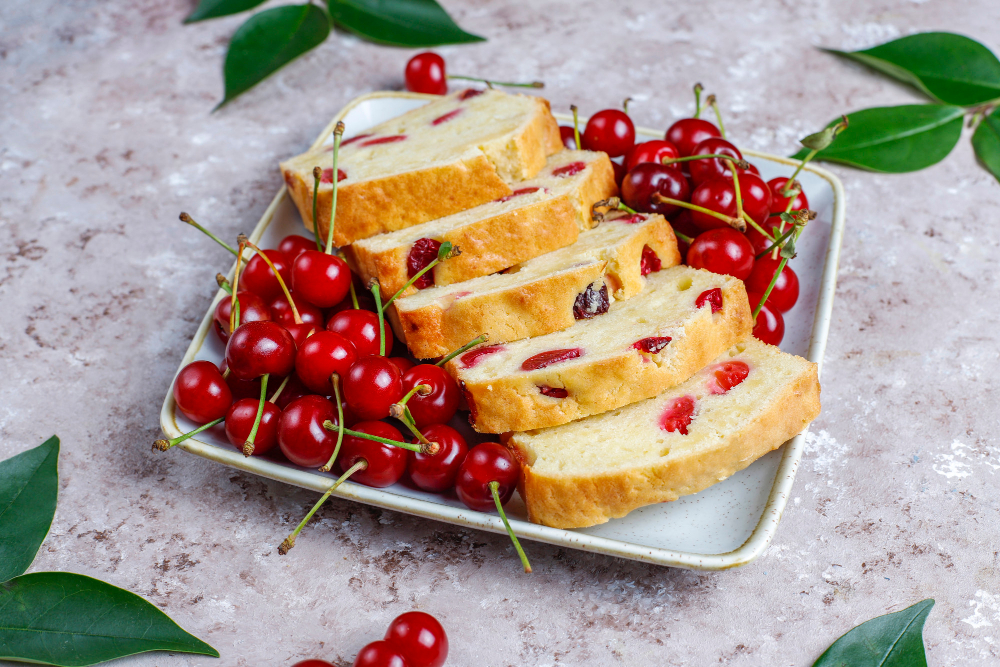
{"left": 243, "top": 373, "right": 269, "bottom": 457}
{"left": 779, "top": 177, "right": 802, "bottom": 200}
{"left": 222, "top": 367, "right": 231, "bottom": 380}
{"left": 369, "top": 279, "right": 386, "bottom": 356}
{"left": 772, "top": 190, "right": 802, "bottom": 259}
{"left": 179, "top": 213, "right": 238, "bottom": 257}
{"left": 570, "top": 105, "right": 581, "bottom": 151}
{"left": 348, "top": 279, "right": 359, "bottom": 309}
{"left": 650, "top": 194, "right": 745, "bottom": 232}
{"left": 319, "top": 374, "right": 346, "bottom": 473}
{"left": 591, "top": 197, "right": 638, "bottom": 223}
{"left": 394, "top": 408, "right": 433, "bottom": 447}
{"left": 751, "top": 255, "right": 788, "bottom": 322}
{"left": 705, "top": 94, "right": 725, "bottom": 138}
{"left": 436, "top": 334, "right": 488, "bottom": 367}
{"left": 230, "top": 241, "right": 246, "bottom": 333}
{"left": 622, "top": 97, "right": 632, "bottom": 115}
{"left": 241, "top": 236, "right": 302, "bottom": 325}
{"left": 660, "top": 154, "right": 749, "bottom": 168}
{"left": 447, "top": 75, "right": 543, "bottom": 89}
{"left": 388, "top": 385, "right": 433, "bottom": 445}
{"left": 325, "top": 122, "right": 345, "bottom": 255}
{"left": 321, "top": 421, "right": 437, "bottom": 455}
{"left": 755, "top": 226, "right": 797, "bottom": 260}
{"left": 311, "top": 166, "right": 323, "bottom": 252}
{"left": 489, "top": 481, "right": 532, "bottom": 574}
{"left": 381, "top": 242, "right": 458, "bottom": 311}
{"left": 278, "top": 458, "right": 367, "bottom": 555}
{"left": 217, "top": 274, "right": 233, "bottom": 296}
{"left": 153, "top": 416, "right": 223, "bottom": 452}
{"left": 729, "top": 165, "right": 746, "bottom": 224}
{"left": 742, "top": 211, "right": 774, "bottom": 240}
{"left": 693, "top": 82, "right": 704, "bottom": 119}
{"left": 674, "top": 229, "right": 694, "bottom": 245}
{"left": 268, "top": 374, "right": 291, "bottom": 403}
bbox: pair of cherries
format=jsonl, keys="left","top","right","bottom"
{"left": 294, "top": 611, "right": 448, "bottom": 667}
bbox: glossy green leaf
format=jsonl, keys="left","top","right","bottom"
{"left": 826, "top": 33, "right": 1000, "bottom": 106}
{"left": 184, "top": 0, "right": 267, "bottom": 23}
{"left": 972, "top": 108, "right": 1000, "bottom": 183}
{"left": 219, "top": 4, "right": 331, "bottom": 108}
{"left": 0, "top": 436, "right": 59, "bottom": 582}
{"left": 791, "top": 105, "right": 964, "bottom": 172}
{"left": 813, "top": 599, "right": 933, "bottom": 667}
{"left": 329, "top": 0, "right": 484, "bottom": 47}
{"left": 0, "top": 572, "right": 219, "bottom": 666}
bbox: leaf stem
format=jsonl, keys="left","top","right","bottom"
{"left": 489, "top": 481, "right": 531, "bottom": 574}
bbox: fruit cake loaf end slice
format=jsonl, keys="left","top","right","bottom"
{"left": 393, "top": 213, "right": 681, "bottom": 359}
{"left": 505, "top": 339, "right": 821, "bottom": 528}
{"left": 347, "top": 150, "right": 617, "bottom": 300}
{"left": 446, "top": 265, "right": 753, "bottom": 433}
{"left": 281, "top": 89, "right": 562, "bottom": 247}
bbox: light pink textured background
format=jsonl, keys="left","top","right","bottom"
{"left": 3, "top": 1, "right": 1000, "bottom": 665}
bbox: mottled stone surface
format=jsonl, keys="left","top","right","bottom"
{"left": 3, "top": 0, "right": 1000, "bottom": 665}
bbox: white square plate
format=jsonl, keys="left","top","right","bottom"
{"left": 160, "top": 92, "right": 845, "bottom": 570}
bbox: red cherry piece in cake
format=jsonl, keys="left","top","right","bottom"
{"left": 707, "top": 360, "right": 750, "bottom": 394}
{"left": 618, "top": 213, "right": 647, "bottom": 224}
{"left": 320, "top": 168, "right": 347, "bottom": 183}
{"left": 660, "top": 395, "right": 696, "bottom": 435}
{"left": 339, "top": 133, "right": 372, "bottom": 148}
{"left": 573, "top": 283, "right": 609, "bottom": 320}
{"left": 582, "top": 109, "right": 635, "bottom": 158}
{"left": 539, "top": 386, "right": 568, "bottom": 398}
{"left": 459, "top": 344, "right": 505, "bottom": 368}
{"left": 640, "top": 245, "right": 661, "bottom": 276}
{"left": 431, "top": 109, "right": 463, "bottom": 126}
{"left": 405, "top": 52, "right": 447, "bottom": 95}
{"left": 559, "top": 126, "right": 577, "bottom": 150}
{"left": 458, "top": 88, "right": 483, "bottom": 100}
{"left": 521, "top": 347, "right": 584, "bottom": 371}
{"left": 496, "top": 186, "right": 542, "bottom": 203}
{"left": 624, "top": 139, "right": 681, "bottom": 172}
{"left": 665, "top": 118, "right": 721, "bottom": 157}
{"left": 686, "top": 228, "right": 754, "bottom": 281}
{"left": 407, "top": 237, "right": 442, "bottom": 290}
{"left": 361, "top": 135, "right": 407, "bottom": 148}
{"left": 695, "top": 288, "right": 723, "bottom": 313}
{"left": 633, "top": 336, "right": 672, "bottom": 354}
{"left": 552, "top": 161, "right": 586, "bottom": 177}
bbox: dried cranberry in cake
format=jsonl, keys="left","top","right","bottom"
{"left": 521, "top": 348, "right": 584, "bottom": 371}
{"left": 496, "top": 186, "right": 542, "bottom": 203}
{"left": 552, "top": 161, "right": 586, "bottom": 177}
{"left": 695, "top": 288, "right": 723, "bottom": 313}
{"left": 539, "top": 386, "right": 568, "bottom": 398}
{"left": 361, "top": 135, "right": 407, "bottom": 147}
{"left": 407, "top": 238, "right": 442, "bottom": 290}
{"left": 617, "top": 213, "right": 646, "bottom": 224}
{"left": 708, "top": 360, "right": 750, "bottom": 394}
{"left": 640, "top": 245, "right": 661, "bottom": 276}
{"left": 431, "top": 109, "right": 463, "bottom": 126}
{"left": 633, "top": 336, "right": 672, "bottom": 354}
{"left": 660, "top": 396, "right": 696, "bottom": 434}
{"left": 573, "top": 283, "right": 609, "bottom": 320}
{"left": 458, "top": 88, "right": 483, "bottom": 100}
{"left": 460, "top": 344, "right": 505, "bottom": 368}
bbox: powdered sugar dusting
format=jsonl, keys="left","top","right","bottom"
{"left": 963, "top": 591, "right": 1000, "bottom": 630}
{"left": 802, "top": 430, "right": 848, "bottom": 475}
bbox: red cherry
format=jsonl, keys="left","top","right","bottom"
{"left": 582, "top": 109, "right": 635, "bottom": 157}
{"left": 707, "top": 360, "right": 750, "bottom": 394}
{"left": 767, "top": 176, "right": 809, "bottom": 214}
{"left": 327, "top": 309, "right": 393, "bottom": 358}
{"left": 285, "top": 322, "right": 319, "bottom": 348}
{"left": 624, "top": 139, "right": 680, "bottom": 172}
{"left": 173, "top": 360, "right": 232, "bottom": 424}
{"left": 521, "top": 347, "right": 583, "bottom": 371}
{"left": 224, "top": 398, "right": 281, "bottom": 455}
{"left": 213, "top": 291, "right": 271, "bottom": 343}
{"left": 407, "top": 424, "right": 468, "bottom": 493}
{"left": 225, "top": 370, "right": 262, "bottom": 402}
{"left": 745, "top": 218, "right": 785, "bottom": 255}
{"left": 344, "top": 356, "right": 404, "bottom": 421}
{"left": 400, "top": 365, "right": 460, "bottom": 427}
{"left": 389, "top": 357, "right": 414, "bottom": 375}
{"left": 272, "top": 373, "right": 309, "bottom": 410}
{"left": 665, "top": 118, "right": 721, "bottom": 157}
{"left": 747, "top": 292, "right": 784, "bottom": 346}
{"left": 407, "top": 238, "right": 441, "bottom": 290}
{"left": 736, "top": 172, "right": 773, "bottom": 226}
{"left": 610, "top": 160, "right": 627, "bottom": 187}
{"left": 689, "top": 178, "right": 738, "bottom": 231}
{"left": 338, "top": 421, "right": 408, "bottom": 488}
{"left": 746, "top": 257, "right": 799, "bottom": 312}
{"left": 687, "top": 137, "right": 743, "bottom": 186}
{"left": 268, "top": 291, "right": 324, "bottom": 328}
{"left": 291, "top": 250, "right": 352, "bottom": 309}
{"left": 686, "top": 228, "right": 754, "bottom": 281}
{"left": 384, "top": 611, "right": 448, "bottom": 667}
{"left": 621, "top": 163, "right": 690, "bottom": 215}
{"left": 660, "top": 396, "right": 696, "bottom": 434}
{"left": 225, "top": 321, "right": 296, "bottom": 381}
{"left": 241, "top": 249, "right": 292, "bottom": 301}
{"left": 455, "top": 443, "right": 519, "bottom": 512}
{"left": 294, "top": 331, "right": 358, "bottom": 394}
{"left": 405, "top": 52, "right": 447, "bottom": 95}
{"left": 327, "top": 288, "right": 376, "bottom": 319}
{"left": 278, "top": 395, "right": 341, "bottom": 468}
{"left": 559, "top": 126, "right": 578, "bottom": 150}
{"left": 293, "top": 661, "right": 335, "bottom": 667}
{"left": 278, "top": 235, "right": 315, "bottom": 261}
{"left": 353, "top": 640, "right": 410, "bottom": 667}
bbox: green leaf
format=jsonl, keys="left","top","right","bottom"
{"left": 329, "top": 0, "right": 484, "bottom": 47}
{"left": 184, "top": 0, "right": 267, "bottom": 23}
{"left": 813, "top": 599, "right": 934, "bottom": 667}
{"left": 825, "top": 33, "right": 1000, "bottom": 106}
{"left": 972, "top": 108, "right": 1000, "bottom": 183}
{"left": 0, "top": 572, "right": 219, "bottom": 666}
{"left": 791, "top": 105, "right": 964, "bottom": 172}
{"left": 219, "top": 4, "right": 331, "bottom": 108}
{"left": 0, "top": 436, "right": 59, "bottom": 582}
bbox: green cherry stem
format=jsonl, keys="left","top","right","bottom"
{"left": 570, "top": 105, "right": 581, "bottom": 150}
{"left": 674, "top": 229, "right": 694, "bottom": 245}
{"left": 179, "top": 213, "right": 239, "bottom": 256}
{"left": 622, "top": 97, "right": 632, "bottom": 115}
{"left": 321, "top": 420, "right": 438, "bottom": 455}
{"left": 755, "top": 226, "right": 798, "bottom": 260}
{"left": 751, "top": 256, "right": 789, "bottom": 322}
{"left": 278, "top": 459, "right": 367, "bottom": 555}
{"left": 325, "top": 121, "right": 345, "bottom": 255}
{"left": 693, "top": 83, "right": 704, "bottom": 119}
{"left": 660, "top": 154, "right": 749, "bottom": 168}
{"left": 216, "top": 273, "right": 233, "bottom": 296}
{"left": 369, "top": 280, "right": 386, "bottom": 356}
{"left": 240, "top": 236, "right": 302, "bottom": 325}
{"left": 268, "top": 374, "right": 291, "bottom": 403}
{"left": 490, "top": 481, "right": 532, "bottom": 574}
{"left": 447, "top": 75, "right": 544, "bottom": 89}
{"left": 230, "top": 240, "right": 246, "bottom": 333}
{"left": 436, "top": 334, "right": 488, "bottom": 367}
{"left": 650, "top": 193, "right": 745, "bottom": 232}
{"left": 706, "top": 94, "right": 726, "bottom": 138}
{"left": 311, "top": 166, "right": 323, "bottom": 251}
{"left": 242, "top": 373, "right": 269, "bottom": 457}
{"left": 381, "top": 242, "right": 457, "bottom": 311}
{"left": 153, "top": 417, "right": 224, "bottom": 452}
{"left": 319, "top": 374, "right": 346, "bottom": 473}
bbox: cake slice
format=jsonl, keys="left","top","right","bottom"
{"left": 280, "top": 89, "right": 562, "bottom": 247}
{"left": 446, "top": 265, "right": 753, "bottom": 433}
{"left": 505, "top": 339, "right": 821, "bottom": 528}
{"left": 393, "top": 213, "right": 681, "bottom": 359}
{"left": 347, "top": 150, "right": 617, "bottom": 300}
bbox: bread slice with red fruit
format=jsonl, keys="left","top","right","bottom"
{"left": 445, "top": 265, "right": 753, "bottom": 434}
{"left": 280, "top": 89, "right": 562, "bottom": 247}
{"left": 392, "top": 212, "right": 681, "bottom": 360}
{"left": 504, "top": 338, "right": 820, "bottom": 529}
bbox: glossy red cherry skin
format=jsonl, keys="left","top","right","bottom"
{"left": 292, "top": 661, "right": 335, "bottom": 667}
{"left": 455, "top": 443, "right": 519, "bottom": 512}
{"left": 405, "top": 52, "right": 447, "bottom": 95}
{"left": 624, "top": 139, "right": 680, "bottom": 172}
{"left": 271, "top": 373, "right": 308, "bottom": 409}
{"left": 747, "top": 291, "right": 784, "bottom": 346}
{"left": 746, "top": 257, "right": 799, "bottom": 312}
{"left": 294, "top": 331, "right": 358, "bottom": 394}
{"left": 241, "top": 249, "right": 292, "bottom": 301}
{"left": 559, "top": 126, "right": 578, "bottom": 150}
{"left": 278, "top": 235, "right": 316, "bottom": 261}
{"left": 745, "top": 218, "right": 785, "bottom": 255}
{"left": 225, "top": 321, "right": 296, "bottom": 381}
{"left": 767, "top": 176, "right": 809, "bottom": 214}
{"left": 225, "top": 369, "right": 262, "bottom": 402}
{"left": 224, "top": 398, "right": 281, "bottom": 455}
{"left": 278, "top": 395, "right": 340, "bottom": 468}
{"left": 328, "top": 309, "right": 393, "bottom": 358}
{"left": 686, "top": 228, "right": 755, "bottom": 281}
{"left": 353, "top": 640, "right": 410, "bottom": 667}
{"left": 621, "top": 163, "right": 691, "bottom": 216}
{"left": 582, "top": 109, "right": 635, "bottom": 157}
{"left": 384, "top": 611, "right": 448, "bottom": 667}
{"left": 338, "top": 421, "right": 408, "bottom": 488}
{"left": 173, "top": 360, "right": 233, "bottom": 424}
{"left": 213, "top": 291, "right": 271, "bottom": 343}
{"left": 291, "top": 250, "right": 352, "bottom": 309}
{"left": 689, "top": 178, "right": 738, "bottom": 231}
{"left": 401, "top": 365, "right": 460, "bottom": 427}
{"left": 687, "top": 137, "right": 743, "bottom": 186}
{"left": 344, "top": 356, "right": 404, "bottom": 421}
{"left": 389, "top": 357, "right": 415, "bottom": 375}
{"left": 665, "top": 118, "right": 721, "bottom": 157}
{"left": 407, "top": 424, "right": 468, "bottom": 493}
{"left": 268, "top": 291, "right": 324, "bottom": 328}
{"left": 736, "top": 172, "right": 773, "bottom": 226}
